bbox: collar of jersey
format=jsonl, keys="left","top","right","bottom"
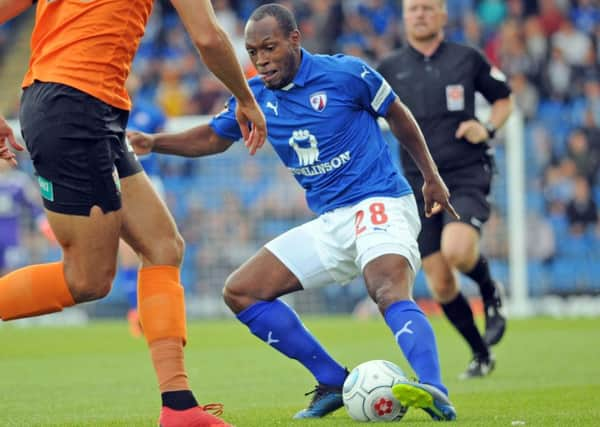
{"left": 406, "top": 40, "right": 446, "bottom": 61}
{"left": 280, "top": 48, "right": 312, "bottom": 91}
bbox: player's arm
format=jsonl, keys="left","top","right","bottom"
{"left": 385, "top": 98, "right": 459, "bottom": 219}
{"left": 169, "top": 0, "right": 266, "bottom": 154}
{"left": 0, "top": 0, "right": 33, "bottom": 24}
{"left": 128, "top": 125, "right": 234, "bottom": 158}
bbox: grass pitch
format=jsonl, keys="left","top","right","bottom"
{"left": 1, "top": 315, "right": 599, "bottom": 426}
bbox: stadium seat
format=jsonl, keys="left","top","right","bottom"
{"left": 527, "top": 261, "right": 549, "bottom": 296}
{"left": 549, "top": 259, "right": 577, "bottom": 293}
{"left": 559, "top": 234, "right": 591, "bottom": 258}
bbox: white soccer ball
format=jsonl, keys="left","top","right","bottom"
{"left": 342, "top": 360, "right": 409, "bottom": 422}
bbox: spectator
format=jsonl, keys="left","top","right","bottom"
{"left": 572, "top": 78, "right": 600, "bottom": 127}
{"left": 462, "top": 12, "right": 483, "bottom": 47}
{"left": 526, "top": 212, "right": 556, "bottom": 262}
{"left": 538, "top": 0, "right": 566, "bottom": 36}
{"left": 571, "top": 0, "right": 600, "bottom": 34}
{"left": 446, "top": 0, "right": 475, "bottom": 38}
{"left": 187, "top": 75, "right": 229, "bottom": 115}
{"left": 477, "top": 0, "right": 507, "bottom": 36}
{"left": 157, "top": 63, "right": 188, "bottom": 116}
{"left": 544, "top": 159, "right": 577, "bottom": 206}
{"left": 510, "top": 72, "right": 540, "bottom": 122}
{"left": 566, "top": 129, "right": 599, "bottom": 184}
{"left": 542, "top": 46, "right": 573, "bottom": 100}
{"left": 357, "top": 0, "right": 398, "bottom": 37}
{"left": 523, "top": 16, "right": 549, "bottom": 78}
{"left": 566, "top": 175, "right": 599, "bottom": 235}
{"left": 551, "top": 18, "right": 592, "bottom": 66}
{"left": 0, "top": 161, "right": 46, "bottom": 275}
{"left": 499, "top": 28, "right": 538, "bottom": 78}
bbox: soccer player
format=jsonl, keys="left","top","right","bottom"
{"left": 377, "top": 0, "right": 513, "bottom": 379}
{"left": 0, "top": 1, "right": 266, "bottom": 426}
{"left": 129, "top": 3, "right": 458, "bottom": 421}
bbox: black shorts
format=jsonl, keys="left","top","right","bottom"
{"left": 19, "top": 81, "right": 142, "bottom": 215}
{"left": 407, "top": 161, "right": 493, "bottom": 258}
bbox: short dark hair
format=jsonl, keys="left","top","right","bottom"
{"left": 249, "top": 3, "right": 298, "bottom": 36}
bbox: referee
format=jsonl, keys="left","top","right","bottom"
{"left": 378, "top": 0, "right": 513, "bottom": 379}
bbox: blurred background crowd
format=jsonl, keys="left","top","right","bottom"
{"left": 1, "top": 0, "right": 599, "bottom": 316}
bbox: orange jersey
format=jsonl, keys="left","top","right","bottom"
{"left": 22, "top": 0, "right": 154, "bottom": 110}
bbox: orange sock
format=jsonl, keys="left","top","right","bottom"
{"left": 0, "top": 262, "right": 75, "bottom": 321}
{"left": 150, "top": 337, "right": 190, "bottom": 392}
{"left": 138, "top": 265, "right": 190, "bottom": 392}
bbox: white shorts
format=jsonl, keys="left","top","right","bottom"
{"left": 265, "top": 195, "right": 422, "bottom": 289}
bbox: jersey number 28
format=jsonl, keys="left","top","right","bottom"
{"left": 355, "top": 202, "right": 388, "bottom": 235}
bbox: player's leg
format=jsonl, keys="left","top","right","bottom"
{"left": 0, "top": 82, "right": 127, "bottom": 321}
{"left": 423, "top": 250, "right": 494, "bottom": 379}
{"left": 118, "top": 240, "right": 143, "bottom": 337}
{"left": 119, "top": 172, "right": 229, "bottom": 426}
{"left": 446, "top": 165, "right": 506, "bottom": 347}
{"left": 369, "top": 257, "right": 457, "bottom": 422}
{"left": 412, "top": 182, "right": 494, "bottom": 379}
{"left": 464, "top": 253, "right": 506, "bottom": 346}
{"left": 441, "top": 188, "right": 506, "bottom": 346}
{"left": 118, "top": 174, "right": 166, "bottom": 338}
{"left": 354, "top": 195, "right": 455, "bottom": 421}
{"left": 0, "top": 207, "right": 123, "bottom": 320}
{"left": 223, "top": 221, "right": 350, "bottom": 418}
{"left": 364, "top": 254, "right": 449, "bottom": 389}
{"left": 443, "top": 222, "right": 506, "bottom": 346}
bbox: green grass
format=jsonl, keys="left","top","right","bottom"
{"left": 1, "top": 316, "right": 599, "bottom": 426}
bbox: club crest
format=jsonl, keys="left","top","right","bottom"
{"left": 310, "top": 92, "right": 327, "bottom": 112}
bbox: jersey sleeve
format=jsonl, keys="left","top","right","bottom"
{"left": 473, "top": 49, "right": 512, "bottom": 103}
{"left": 208, "top": 96, "right": 243, "bottom": 142}
{"left": 342, "top": 57, "right": 397, "bottom": 117}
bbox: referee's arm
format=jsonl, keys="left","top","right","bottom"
{"left": 0, "top": 0, "right": 34, "bottom": 25}
{"left": 455, "top": 95, "right": 513, "bottom": 144}
{"left": 458, "top": 55, "right": 514, "bottom": 144}
{"left": 485, "top": 96, "right": 513, "bottom": 136}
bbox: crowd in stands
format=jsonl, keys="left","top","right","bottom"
{"left": 2, "top": 0, "right": 600, "bottom": 311}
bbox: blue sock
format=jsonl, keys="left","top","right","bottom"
{"left": 122, "top": 267, "right": 138, "bottom": 310}
{"left": 384, "top": 300, "right": 447, "bottom": 395}
{"left": 237, "top": 299, "right": 347, "bottom": 386}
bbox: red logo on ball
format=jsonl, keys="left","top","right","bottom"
{"left": 374, "top": 397, "right": 393, "bottom": 416}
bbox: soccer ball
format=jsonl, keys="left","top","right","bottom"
{"left": 342, "top": 360, "right": 408, "bottom": 422}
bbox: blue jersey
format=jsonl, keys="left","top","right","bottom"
{"left": 128, "top": 98, "right": 166, "bottom": 176}
{"left": 210, "top": 49, "right": 413, "bottom": 215}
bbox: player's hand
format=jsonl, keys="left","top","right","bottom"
{"left": 455, "top": 119, "right": 488, "bottom": 144}
{"left": 127, "top": 130, "right": 154, "bottom": 155}
{"left": 235, "top": 99, "right": 267, "bottom": 156}
{"left": 0, "top": 116, "right": 24, "bottom": 166}
{"left": 422, "top": 174, "right": 460, "bottom": 219}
